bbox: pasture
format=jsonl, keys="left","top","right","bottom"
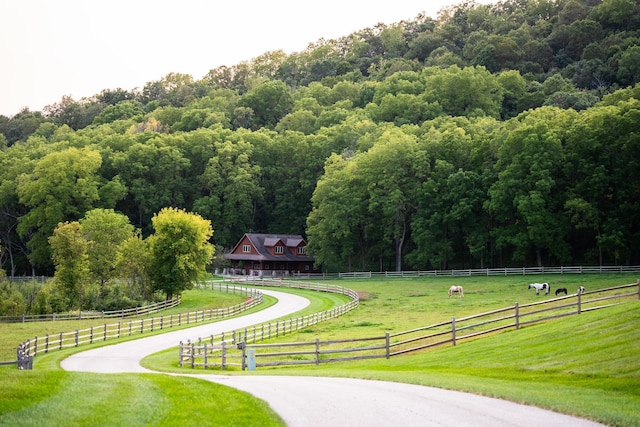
{"left": 1, "top": 273, "right": 638, "bottom": 426}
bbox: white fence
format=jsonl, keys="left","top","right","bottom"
{"left": 0, "top": 296, "right": 182, "bottom": 323}
{"left": 14, "top": 284, "right": 262, "bottom": 369}
{"left": 335, "top": 265, "right": 640, "bottom": 279}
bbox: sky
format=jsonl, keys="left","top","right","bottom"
{"left": 0, "top": 0, "right": 494, "bottom": 117}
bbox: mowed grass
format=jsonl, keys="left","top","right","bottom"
{"left": 0, "top": 287, "right": 249, "bottom": 362}
{"left": 1, "top": 273, "right": 638, "bottom": 426}
{"left": 0, "top": 369, "right": 283, "bottom": 427}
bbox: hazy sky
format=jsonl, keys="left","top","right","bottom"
{"left": 0, "top": 0, "right": 494, "bottom": 117}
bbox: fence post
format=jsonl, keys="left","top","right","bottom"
{"left": 315, "top": 338, "right": 320, "bottom": 365}
{"left": 104, "top": 324, "right": 107, "bottom": 341}
{"left": 385, "top": 332, "right": 390, "bottom": 359}
{"left": 221, "top": 340, "right": 226, "bottom": 371}
{"left": 179, "top": 342, "right": 183, "bottom": 367}
{"left": 243, "top": 342, "right": 249, "bottom": 371}
{"left": 45, "top": 334, "right": 49, "bottom": 353}
{"left": 190, "top": 342, "right": 195, "bottom": 368}
{"left": 514, "top": 302, "right": 520, "bottom": 330}
{"left": 637, "top": 279, "right": 640, "bottom": 300}
{"left": 90, "top": 326, "right": 94, "bottom": 344}
{"left": 451, "top": 317, "right": 456, "bottom": 346}
{"left": 577, "top": 293, "right": 582, "bottom": 314}
{"left": 75, "top": 330, "right": 79, "bottom": 347}
{"left": 203, "top": 343, "right": 208, "bottom": 369}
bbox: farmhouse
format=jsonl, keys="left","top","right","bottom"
{"left": 224, "top": 233, "right": 319, "bottom": 277}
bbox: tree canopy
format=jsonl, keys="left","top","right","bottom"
{"left": 1, "top": 0, "right": 640, "bottom": 280}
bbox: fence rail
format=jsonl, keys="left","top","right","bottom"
{"left": 0, "top": 296, "right": 183, "bottom": 324}
{"left": 178, "top": 278, "right": 360, "bottom": 370}
{"left": 337, "top": 265, "right": 640, "bottom": 279}
{"left": 180, "top": 280, "right": 640, "bottom": 370}
{"left": 14, "top": 283, "right": 262, "bottom": 369}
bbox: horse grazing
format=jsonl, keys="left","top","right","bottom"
{"left": 448, "top": 285, "right": 464, "bottom": 299}
{"left": 528, "top": 282, "right": 550, "bottom": 295}
{"left": 555, "top": 288, "right": 568, "bottom": 296}
{"left": 577, "top": 286, "right": 585, "bottom": 295}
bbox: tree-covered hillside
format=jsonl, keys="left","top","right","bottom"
{"left": 1, "top": 0, "right": 639, "bottom": 275}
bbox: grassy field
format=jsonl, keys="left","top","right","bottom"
{"left": 0, "top": 287, "right": 254, "bottom": 362}
{"left": 1, "top": 273, "right": 638, "bottom": 426}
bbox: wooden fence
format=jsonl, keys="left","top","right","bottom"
{"left": 337, "top": 265, "right": 640, "bottom": 279}
{"left": 179, "top": 280, "right": 640, "bottom": 371}
{"left": 178, "top": 278, "right": 360, "bottom": 370}
{"left": 14, "top": 284, "right": 261, "bottom": 368}
{"left": 0, "top": 296, "right": 182, "bottom": 323}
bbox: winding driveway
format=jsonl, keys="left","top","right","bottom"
{"left": 61, "top": 289, "right": 603, "bottom": 426}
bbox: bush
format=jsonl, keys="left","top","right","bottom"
{"left": 0, "top": 281, "right": 27, "bottom": 316}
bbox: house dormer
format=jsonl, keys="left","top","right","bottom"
{"left": 264, "top": 237, "right": 285, "bottom": 255}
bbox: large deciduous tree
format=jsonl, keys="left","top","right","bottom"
{"left": 488, "top": 107, "right": 576, "bottom": 266}
{"left": 49, "top": 221, "right": 90, "bottom": 309}
{"left": 17, "top": 147, "right": 103, "bottom": 270}
{"left": 148, "top": 207, "right": 214, "bottom": 299}
{"left": 80, "top": 208, "right": 135, "bottom": 292}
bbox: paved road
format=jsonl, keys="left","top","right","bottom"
{"left": 61, "top": 289, "right": 603, "bottom": 426}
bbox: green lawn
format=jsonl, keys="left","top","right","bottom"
{"left": 1, "top": 273, "right": 638, "bottom": 426}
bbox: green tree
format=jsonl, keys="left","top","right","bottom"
{"left": 422, "top": 65, "right": 503, "bottom": 118}
{"left": 115, "top": 232, "right": 153, "bottom": 301}
{"left": 307, "top": 153, "right": 369, "bottom": 272}
{"left": 148, "top": 207, "right": 214, "bottom": 299}
{"left": 237, "top": 80, "right": 293, "bottom": 129}
{"left": 487, "top": 108, "right": 575, "bottom": 266}
{"left": 0, "top": 281, "right": 27, "bottom": 316}
{"left": 112, "top": 138, "right": 190, "bottom": 230}
{"left": 80, "top": 208, "right": 135, "bottom": 291}
{"left": 193, "top": 138, "right": 262, "bottom": 248}
{"left": 17, "top": 147, "right": 102, "bottom": 269}
{"left": 358, "top": 128, "right": 421, "bottom": 271}
{"left": 49, "top": 221, "right": 90, "bottom": 309}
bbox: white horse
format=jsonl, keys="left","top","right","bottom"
{"left": 528, "top": 282, "right": 550, "bottom": 295}
{"left": 448, "top": 285, "right": 464, "bottom": 298}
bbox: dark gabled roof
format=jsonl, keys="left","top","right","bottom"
{"left": 225, "top": 233, "right": 314, "bottom": 263}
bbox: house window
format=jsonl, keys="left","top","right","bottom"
{"left": 275, "top": 246, "right": 284, "bottom": 254}
{"left": 305, "top": 264, "right": 310, "bottom": 271}
{"left": 297, "top": 247, "right": 305, "bottom": 255}
{"left": 242, "top": 245, "right": 251, "bottom": 253}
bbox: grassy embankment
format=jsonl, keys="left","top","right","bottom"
{"left": 1, "top": 274, "right": 639, "bottom": 426}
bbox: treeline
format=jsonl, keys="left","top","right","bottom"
{"left": 1, "top": 0, "right": 640, "bottom": 276}
{"left": 0, "top": 207, "right": 213, "bottom": 316}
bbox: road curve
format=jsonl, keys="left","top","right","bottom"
{"left": 61, "top": 289, "right": 310, "bottom": 373}
{"left": 61, "top": 289, "right": 603, "bottom": 427}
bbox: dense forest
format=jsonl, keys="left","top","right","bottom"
{"left": 1, "top": 0, "right": 640, "bottom": 278}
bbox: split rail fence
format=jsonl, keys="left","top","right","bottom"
{"left": 1, "top": 296, "right": 182, "bottom": 323}
{"left": 179, "top": 280, "right": 640, "bottom": 371}
{"left": 179, "top": 278, "right": 360, "bottom": 369}
{"left": 15, "top": 284, "right": 261, "bottom": 368}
